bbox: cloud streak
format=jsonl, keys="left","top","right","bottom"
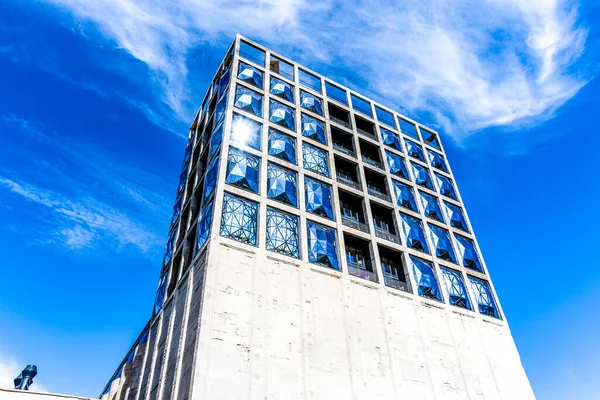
{"left": 39, "top": 0, "right": 592, "bottom": 139}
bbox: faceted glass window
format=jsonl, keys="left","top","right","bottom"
{"left": 454, "top": 234, "right": 483, "bottom": 272}
{"left": 270, "top": 77, "right": 294, "bottom": 102}
{"left": 410, "top": 256, "right": 442, "bottom": 301}
{"left": 325, "top": 82, "right": 348, "bottom": 105}
{"left": 266, "top": 208, "right": 300, "bottom": 258}
{"left": 411, "top": 162, "right": 434, "bottom": 190}
{"left": 428, "top": 224, "right": 457, "bottom": 262}
{"left": 270, "top": 56, "right": 294, "bottom": 80}
{"left": 218, "top": 67, "right": 231, "bottom": 95}
{"left": 386, "top": 151, "right": 410, "bottom": 180}
{"left": 171, "top": 194, "right": 183, "bottom": 225}
{"left": 267, "top": 163, "right": 298, "bottom": 207}
{"left": 400, "top": 214, "right": 429, "bottom": 253}
{"left": 209, "top": 122, "right": 224, "bottom": 159}
{"left": 392, "top": 180, "right": 418, "bottom": 211}
{"left": 381, "top": 128, "right": 402, "bottom": 151}
{"left": 269, "top": 100, "right": 295, "bottom": 131}
{"left": 440, "top": 267, "right": 471, "bottom": 309}
{"left": 239, "top": 40, "right": 265, "bottom": 66}
{"left": 153, "top": 272, "right": 168, "bottom": 315}
{"left": 220, "top": 193, "right": 258, "bottom": 245}
{"left": 197, "top": 200, "right": 215, "bottom": 250}
{"left": 225, "top": 147, "right": 260, "bottom": 193}
{"left": 307, "top": 220, "right": 339, "bottom": 270}
{"left": 468, "top": 276, "right": 500, "bottom": 318}
{"left": 301, "top": 114, "right": 326, "bottom": 144}
{"left": 231, "top": 113, "right": 262, "bottom": 150}
{"left": 234, "top": 85, "right": 262, "bottom": 117}
{"left": 268, "top": 129, "right": 296, "bottom": 164}
{"left": 405, "top": 139, "right": 424, "bottom": 161}
{"left": 163, "top": 229, "right": 176, "bottom": 265}
{"left": 398, "top": 117, "right": 419, "bottom": 139}
{"left": 237, "top": 62, "right": 263, "bottom": 88}
{"left": 300, "top": 90, "right": 323, "bottom": 115}
{"left": 419, "top": 191, "right": 444, "bottom": 222}
{"left": 299, "top": 68, "right": 321, "bottom": 92}
{"left": 203, "top": 155, "right": 220, "bottom": 202}
{"left": 305, "top": 177, "right": 334, "bottom": 219}
{"left": 422, "top": 129, "right": 441, "bottom": 150}
{"left": 302, "top": 143, "right": 329, "bottom": 177}
{"left": 428, "top": 150, "right": 448, "bottom": 172}
{"left": 351, "top": 94, "right": 372, "bottom": 116}
{"left": 215, "top": 92, "right": 228, "bottom": 124}
{"left": 177, "top": 170, "right": 187, "bottom": 194}
{"left": 435, "top": 173, "right": 458, "bottom": 200}
{"left": 375, "top": 106, "right": 396, "bottom": 128}
{"left": 444, "top": 202, "right": 469, "bottom": 232}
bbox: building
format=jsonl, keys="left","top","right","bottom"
{"left": 0, "top": 388, "right": 93, "bottom": 400}
{"left": 100, "top": 35, "right": 535, "bottom": 400}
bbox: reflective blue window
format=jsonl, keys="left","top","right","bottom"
{"left": 225, "top": 147, "right": 260, "bottom": 193}
{"left": 197, "top": 200, "right": 215, "bottom": 250}
{"left": 171, "top": 194, "right": 183, "bottom": 225}
{"left": 410, "top": 256, "right": 442, "bottom": 301}
{"left": 301, "top": 114, "right": 326, "bottom": 144}
{"left": 270, "top": 56, "right": 294, "bottom": 80}
{"left": 386, "top": 151, "right": 410, "bottom": 180}
{"left": 435, "top": 173, "right": 457, "bottom": 200}
{"left": 266, "top": 208, "right": 300, "bottom": 258}
{"left": 305, "top": 177, "right": 334, "bottom": 219}
{"left": 299, "top": 69, "right": 321, "bottom": 92}
{"left": 218, "top": 67, "right": 231, "bottom": 95}
{"left": 267, "top": 163, "right": 298, "bottom": 207}
{"left": 209, "top": 122, "right": 224, "bottom": 159}
{"left": 177, "top": 169, "right": 187, "bottom": 194}
{"left": 440, "top": 268, "right": 471, "bottom": 309}
{"left": 325, "top": 82, "right": 347, "bottom": 104}
{"left": 454, "top": 234, "right": 483, "bottom": 272}
{"left": 443, "top": 202, "right": 469, "bottom": 232}
{"left": 220, "top": 193, "right": 258, "bottom": 245}
{"left": 398, "top": 117, "right": 419, "bottom": 139}
{"left": 269, "top": 100, "right": 295, "bottom": 131}
{"left": 230, "top": 113, "right": 262, "bottom": 150}
{"left": 203, "top": 155, "right": 220, "bottom": 202}
{"left": 421, "top": 129, "right": 441, "bottom": 150}
{"left": 428, "top": 224, "right": 457, "bottom": 262}
{"left": 270, "top": 77, "right": 294, "bottom": 102}
{"left": 153, "top": 272, "right": 168, "bottom": 315}
{"left": 268, "top": 129, "right": 296, "bottom": 164}
{"left": 392, "top": 180, "right": 418, "bottom": 211}
{"left": 302, "top": 143, "right": 329, "bottom": 177}
{"left": 468, "top": 276, "right": 500, "bottom": 318}
{"left": 381, "top": 128, "right": 402, "bottom": 151}
{"left": 307, "top": 220, "right": 338, "bottom": 269}
{"left": 400, "top": 214, "right": 429, "bottom": 253}
{"left": 234, "top": 85, "right": 262, "bottom": 117}
{"left": 237, "top": 62, "right": 263, "bottom": 88}
{"left": 411, "top": 162, "right": 434, "bottom": 190}
{"left": 351, "top": 94, "right": 372, "bottom": 116}
{"left": 215, "top": 92, "right": 228, "bottom": 124}
{"left": 183, "top": 139, "right": 193, "bottom": 166}
{"left": 239, "top": 41, "right": 265, "bottom": 66}
{"left": 163, "top": 229, "right": 176, "bottom": 265}
{"left": 428, "top": 150, "right": 448, "bottom": 172}
{"left": 405, "top": 139, "right": 424, "bottom": 161}
{"left": 419, "top": 191, "right": 444, "bottom": 222}
{"left": 300, "top": 90, "right": 323, "bottom": 115}
{"left": 375, "top": 106, "right": 396, "bottom": 128}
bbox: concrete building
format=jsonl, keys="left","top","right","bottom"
{"left": 0, "top": 388, "right": 92, "bottom": 400}
{"left": 100, "top": 35, "right": 535, "bottom": 400}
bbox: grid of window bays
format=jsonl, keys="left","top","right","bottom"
{"left": 184, "top": 40, "right": 501, "bottom": 320}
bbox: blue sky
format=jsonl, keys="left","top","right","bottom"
{"left": 0, "top": 0, "right": 599, "bottom": 398}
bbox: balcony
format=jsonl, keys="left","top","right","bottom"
{"left": 333, "top": 141, "right": 356, "bottom": 157}
{"left": 363, "top": 155, "right": 384, "bottom": 170}
{"left": 357, "top": 127, "right": 376, "bottom": 140}
{"left": 383, "top": 274, "right": 409, "bottom": 292}
{"left": 368, "top": 186, "right": 390, "bottom": 202}
{"left": 348, "top": 261, "right": 379, "bottom": 283}
{"left": 337, "top": 174, "right": 361, "bottom": 190}
{"left": 330, "top": 115, "right": 352, "bottom": 130}
{"left": 342, "top": 215, "right": 370, "bottom": 233}
{"left": 375, "top": 227, "right": 401, "bottom": 244}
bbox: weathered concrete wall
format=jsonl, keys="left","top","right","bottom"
{"left": 0, "top": 389, "right": 92, "bottom": 400}
{"left": 190, "top": 239, "right": 534, "bottom": 400}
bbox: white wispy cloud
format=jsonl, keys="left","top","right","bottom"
{"left": 39, "top": 0, "right": 592, "bottom": 139}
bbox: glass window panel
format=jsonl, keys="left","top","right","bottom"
{"left": 300, "top": 90, "right": 323, "bottom": 115}
{"left": 440, "top": 267, "right": 471, "bottom": 309}
{"left": 351, "top": 94, "right": 372, "bottom": 116}
{"left": 305, "top": 177, "right": 334, "bottom": 219}
{"left": 410, "top": 256, "right": 442, "bottom": 301}
{"left": 269, "top": 99, "right": 295, "bottom": 131}
{"left": 307, "top": 220, "right": 339, "bottom": 269}
{"left": 225, "top": 147, "right": 260, "bottom": 193}
{"left": 325, "top": 82, "right": 348, "bottom": 105}
{"left": 270, "top": 55, "right": 294, "bottom": 80}
{"left": 266, "top": 208, "right": 300, "bottom": 258}
{"left": 411, "top": 162, "right": 434, "bottom": 190}
{"left": 270, "top": 77, "right": 294, "bottom": 102}
{"left": 443, "top": 202, "right": 469, "bottom": 232}
{"left": 386, "top": 151, "right": 410, "bottom": 180}
{"left": 230, "top": 113, "right": 262, "bottom": 150}
{"left": 399, "top": 214, "right": 429, "bottom": 253}
{"left": 381, "top": 128, "right": 402, "bottom": 151}
{"left": 268, "top": 129, "right": 296, "bottom": 164}
{"left": 468, "top": 276, "right": 500, "bottom": 318}
{"left": 428, "top": 149, "right": 448, "bottom": 172}
{"left": 234, "top": 85, "right": 262, "bottom": 117}
{"left": 203, "top": 155, "right": 220, "bottom": 202}
{"left": 302, "top": 143, "right": 329, "bottom": 177}
{"left": 237, "top": 62, "right": 263, "bottom": 88}
{"left": 220, "top": 193, "right": 258, "bottom": 245}
{"left": 197, "top": 201, "right": 215, "bottom": 250}
{"left": 398, "top": 117, "right": 419, "bottom": 139}
{"left": 421, "top": 128, "right": 441, "bottom": 150}
{"left": 434, "top": 173, "right": 458, "bottom": 200}
{"left": 375, "top": 106, "right": 396, "bottom": 128}
{"left": 267, "top": 163, "right": 298, "bottom": 207}
{"left": 405, "top": 139, "right": 424, "bottom": 161}
{"left": 418, "top": 191, "right": 444, "bottom": 222}
{"left": 454, "top": 234, "right": 483, "bottom": 272}
{"left": 392, "top": 180, "right": 418, "bottom": 211}
{"left": 239, "top": 41, "right": 265, "bottom": 66}
{"left": 298, "top": 68, "right": 321, "bottom": 92}
{"left": 428, "top": 224, "right": 457, "bottom": 263}
{"left": 301, "top": 114, "right": 326, "bottom": 144}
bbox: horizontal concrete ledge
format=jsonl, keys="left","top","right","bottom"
{"left": 0, "top": 388, "right": 93, "bottom": 400}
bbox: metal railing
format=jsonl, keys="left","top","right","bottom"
{"left": 330, "top": 115, "right": 352, "bottom": 129}
{"left": 348, "top": 262, "right": 379, "bottom": 283}
{"left": 333, "top": 142, "right": 356, "bottom": 157}
{"left": 357, "top": 127, "right": 377, "bottom": 139}
{"left": 337, "top": 174, "right": 361, "bottom": 190}
{"left": 363, "top": 156, "right": 384, "bottom": 170}
{"left": 368, "top": 187, "right": 390, "bottom": 202}
{"left": 383, "top": 274, "right": 409, "bottom": 292}
{"left": 374, "top": 228, "right": 401, "bottom": 244}
{"left": 342, "top": 216, "right": 370, "bottom": 233}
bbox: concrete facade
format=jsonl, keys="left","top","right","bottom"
{"left": 0, "top": 389, "right": 92, "bottom": 400}
{"left": 99, "top": 35, "right": 535, "bottom": 399}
